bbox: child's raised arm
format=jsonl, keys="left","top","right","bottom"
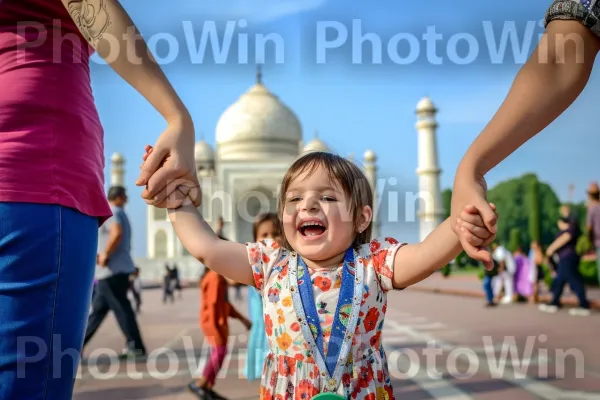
{"left": 391, "top": 205, "right": 496, "bottom": 289}
{"left": 168, "top": 204, "right": 254, "bottom": 286}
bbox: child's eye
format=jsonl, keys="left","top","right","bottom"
{"left": 288, "top": 196, "right": 301, "bottom": 202}
{"left": 321, "top": 196, "right": 336, "bottom": 202}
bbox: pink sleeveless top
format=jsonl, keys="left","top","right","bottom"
{"left": 0, "top": 0, "right": 111, "bottom": 222}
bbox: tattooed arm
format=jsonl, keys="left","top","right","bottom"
{"left": 60, "top": 0, "right": 189, "bottom": 125}
{"left": 61, "top": 0, "right": 200, "bottom": 209}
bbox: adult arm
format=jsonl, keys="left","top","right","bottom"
{"left": 451, "top": 19, "right": 600, "bottom": 262}
{"left": 546, "top": 232, "right": 572, "bottom": 256}
{"left": 60, "top": 0, "right": 199, "bottom": 207}
{"left": 457, "top": 20, "right": 600, "bottom": 176}
{"left": 98, "top": 217, "right": 122, "bottom": 265}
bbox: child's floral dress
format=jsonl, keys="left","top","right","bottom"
{"left": 246, "top": 237, "right": 405, "bottom": 399}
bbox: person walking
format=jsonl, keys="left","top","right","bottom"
{"left": 0, "top": 0, "right": 197, "bottom": 398}
{"left": 482, "top": 255, "right": 498, "bottom": 307}
{"left": 172, "top": 263, "right": 183, "bottom": 299}
{"left": 129, "top": 267, "right": 143, "bottom": 314}
{"left": 492, "top": 243, "right": 516, "bottom": 304}
{"left": 540, "top": 216, "right": 591, "bottom": 316}
{"left": 188, "top": 268, "right": 252, "bottom": 400}
{"left": 163, "top": 263, "right": 175, "bottom": 304}
{"left": 585, "top": 182, "right": 600, "bottom": 284}
{"left": 84, "top": 186, "right": 147, "bottom": 357}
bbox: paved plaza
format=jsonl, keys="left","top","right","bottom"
{"left": 74, "top": 284, "right": 600, "bottom": 400}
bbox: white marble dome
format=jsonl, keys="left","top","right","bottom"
{"left": 215, "top": 79, "right": 302, "bottom": 160}
{"left": 111, "top": 152, "right": 124, "bottom": 163}
{"left": 302, "top": 138, "right": 329, "bottom": 153}
{"left": 363, "top": 149, "right": 376, "bottom": 162}
{"left": 416, "top": 96, "right": 436, "bottom": 113}
{"left": 194, "top": 140, "right": 214, "bottom": 162}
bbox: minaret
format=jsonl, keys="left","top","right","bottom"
{"left": 111, "top": 152, "right": 125, "bottom": 187}
{"left": 363, "top": 149, "right": 379, "bottom": 238}
{"left": 415, "top": 97, "right": 444, "bottom": 241}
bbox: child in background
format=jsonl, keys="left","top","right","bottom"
{"left": 188, "top": 267, "right": 252, "bottom": 399}
{"left": 244, "top": 213, "right": 282, "bottom": 381}
{"left": 144, "top": 148, "right": 495, "bottom": 398}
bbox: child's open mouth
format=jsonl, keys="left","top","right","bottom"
{"left": 297, "top": 219, "right": 327, "bottom": 238}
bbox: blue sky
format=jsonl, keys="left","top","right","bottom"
{"left": 92, "top": 0, "right": 600, "bottom": 257}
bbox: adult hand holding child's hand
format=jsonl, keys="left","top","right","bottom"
{"left": 455, "top": 202, "right": 498, "bottom": 270}
{"left": 135, "top": 119, "right": 201, "bottom": 209}
{"left": 451, "top": 170, "right": 498, "bottom": 269}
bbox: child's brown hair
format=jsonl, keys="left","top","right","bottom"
{"left": 253, "top": 212, "right": 280, "bottom": 241}
{"left": 277, "top": 151, "right": 373, "bottom": 251}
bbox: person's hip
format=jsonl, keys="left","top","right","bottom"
{"left": 0, "top": 202, "right": 98, "bottom": 399}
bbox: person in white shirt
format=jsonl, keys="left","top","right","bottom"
{"left": 492, "top": 243, "right": 515, "bottom": 304}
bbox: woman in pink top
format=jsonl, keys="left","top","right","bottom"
{"left": 0, "top": 1, "right": 199, "bottom": 398}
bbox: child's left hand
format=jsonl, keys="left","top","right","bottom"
{"left": 456, "top": 204, "right": 498, "bottom": 268}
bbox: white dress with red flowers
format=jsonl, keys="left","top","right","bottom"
{"left": 246, "top": 237, "right": 405, "bottom": 400}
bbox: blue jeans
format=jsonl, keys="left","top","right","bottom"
{"left": 551, "top": 252, "right": 590, "bottom": 309}
{"left": 0, "top": 203, "right": 98, "bottom": 399}
{"left": 483, "top": 275, "right": 494, "bottom": 304}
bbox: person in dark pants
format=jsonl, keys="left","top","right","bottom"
{"left": 129, "top": 267, "right": 142, "bottom": 314}
{"left": 163, "top": 263, "right": 175, "bottom": 304}
{"left": 84, "top": 186, "right": 147, "bottom": 358}
{"left": 172, "top": 263, "right": 183, "bottom": 298}
{"left": 482, "top": 254, "right": 499, "bottom": 307}
{"left": 539, "top": 216, "right": 591, "bottom": 317}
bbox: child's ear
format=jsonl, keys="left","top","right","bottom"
{"left": 357, "top": 205, "right": 372, "bottom": 233}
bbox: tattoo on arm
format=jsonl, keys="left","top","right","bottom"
{"left": 66, "top": 0, "right": 111, "bottom": 46}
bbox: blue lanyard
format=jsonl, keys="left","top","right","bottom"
{"left": 296, "top": 248, "right": 355, "bottom": 377}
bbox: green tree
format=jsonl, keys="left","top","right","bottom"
{"left": 442, "top": 189, "right": 452, "bottom": 220}
{"left": 528, "top": 179, "right": 541, "bottom": 243}
{"left": 487, "top": 173, "right": 560, "bottom": 248}
{"left": 507, "top": 228, "right": 522, "bottom": 252}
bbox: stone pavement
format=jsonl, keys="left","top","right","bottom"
{"left": 410, "top": 272, "right": 600, "bottom": 309}
{"left": 74, "top": 284, "right": 600, "bottom": 400}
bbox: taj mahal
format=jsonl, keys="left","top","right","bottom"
{"left": 111, "top": 69, "right": 445, "bottom": 282}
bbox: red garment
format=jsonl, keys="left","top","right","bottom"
{"left": 0, "top": 0, "right": 111, "bottom": 222}
{"left": 200, "top": 271, "right": 244, "bottom": 346}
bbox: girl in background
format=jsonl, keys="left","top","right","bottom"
{"left": 188, "top": 267, "right": 252, "bottom": 399}
{"left": 244, "top": 213, "right": 282, "bottom": 380}
{"left": 529, "top": 241, "right": 545, "bottom": 303}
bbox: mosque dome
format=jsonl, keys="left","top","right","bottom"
{"left": 302, "top": 131, "right": 329, "bottom": 153}
{"left": 215, "top": 68, "right": 302, "bottom": 160}
{"left": 111, "top": 152, "right": 124, "bottom": 163}
{"left": 416, "top": 96, "right": 437, "bottom": 114}
{"left": 194, "top": 139, "right": 214, "bottom": 162}
{"left": 363, "top": 149, "right": 376, "bottom": 162}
